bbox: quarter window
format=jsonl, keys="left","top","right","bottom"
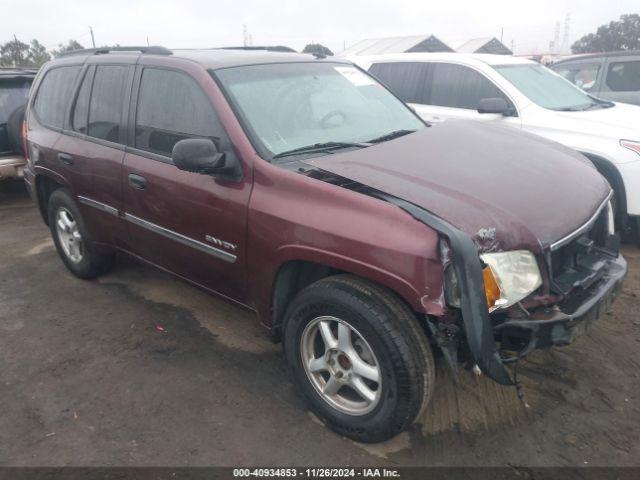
{"left": 605, "top": 61, "right": 640, "bottom": 92}
{"left": 429, "top": 63, "right": 510, "bottom": 110}
{"left": 135, "top": 68, "right": 223, "bottom": 156}
{"left": 87, "top": 65, "right": 128, "bottom": 142}
{"left": 33, "top": 66, "right": 81, "bottom": 128}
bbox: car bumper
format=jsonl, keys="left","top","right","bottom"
{"left": 0, "top": 155, "right": 26, "bottom": 180}
{"left": 495, "top": 254, "right": 627, "bottom": 357}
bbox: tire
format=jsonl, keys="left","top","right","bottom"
{"left": 7, "top": 105, "right": 26, "bottom": 155}
{"left": 48, "top": 188, "right": 115, "bottom": 279}
{"left": 283, "top": 274, "right": 435, "bottom": 443}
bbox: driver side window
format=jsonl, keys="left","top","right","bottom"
{"left": 134, "top": 68, "right": 225, "bottom": 157}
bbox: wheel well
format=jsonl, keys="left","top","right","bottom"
{"left": 270, "top": 261, "right": 341, "bottom": 341}
{"left": 35, "top": 175, "right": 64, "bottom": 225}
{"left": 581, "top": 152, "right": 628, "bottom": 229}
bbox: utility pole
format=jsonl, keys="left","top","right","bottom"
{"left": 562, "top": 13, "right": 571, "bottom": 54}
{"left": 243, "top": 24, "right": 249, "bottom": 47}
{"left": 500, "top": 27, "right": 504, "bottom": 43}
{"left": 89, "top": 26, "right": 96, "bottom": 48}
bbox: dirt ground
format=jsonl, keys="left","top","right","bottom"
{"left": 1, "top": 178, "right": 639, "bottom": 467}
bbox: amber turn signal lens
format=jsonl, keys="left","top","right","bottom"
{"left": 482, "top": 266, "right": 501, "bottom": 308}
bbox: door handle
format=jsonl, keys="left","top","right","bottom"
{"left": 128, "top": 173, "right": 147, "bottom": 189}
{"left": 57, "top": 153, "right": 74, "bottom": 165}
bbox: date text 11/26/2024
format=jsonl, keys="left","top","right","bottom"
{"left": 233, "top": 468, "right": 400, "bottom": 478}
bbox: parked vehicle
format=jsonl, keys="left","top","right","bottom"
{"left": 349, "top": 52, "right": 640, "bottom": 241}
{"left": 0, "top": 68, "right": 37, "bottom": 181}
{"left": 551, "top": 51, "right": 640, "bottom": 106}
{"left": 24, "top": 47, "right": 626, "bottom": 442}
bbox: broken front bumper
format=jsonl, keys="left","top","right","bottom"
{"left": 0, "top": 155, "right": 26, "bottom": 180}
{"left": 495, "top": 255, "right": 627, "bottom": 359}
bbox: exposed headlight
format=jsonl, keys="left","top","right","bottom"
{"left": 620, "top": 139, "right": 640, "bottom": 157}
{"left": 479, "top": 251, "right": 542, "bottom": 311}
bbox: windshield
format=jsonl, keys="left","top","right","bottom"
{"left": 0, "top": 79, "right": 31, "bottom": 123}
{"left": 493, "top": 64, "right": 604, "bottom": 111}
{"left": 214, "top": 62, "right": 425, "bottom": 159}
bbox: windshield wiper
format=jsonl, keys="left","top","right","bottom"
{"left": 366, "top": 129, "right": 415, "bottom": 144}
{"left": 555, "top": 99, "right": 615, "bottom": 112}
{"left": 272, "top": 141, "right": 368, "bottom": 160}
{"left": 584, "top": 100, "right": 615, "bottom": 110}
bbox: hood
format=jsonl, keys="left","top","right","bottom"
{"left": 304, "top": 121, "right": 611, "bottom": 252}
{"left": 552, "top": 102, "right": 640, "bottom": 139}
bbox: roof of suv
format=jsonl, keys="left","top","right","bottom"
{"left": 173, "top": 49, "right": 350, "bottom": 69}
{"left": 552, "top": 50, "right": 640, "bottom": 65}
{"left": 54, "top": 46, "right": 349, "bottom": 70}
{"left": 343, "top": 52, "right": 535, "bottom": 68}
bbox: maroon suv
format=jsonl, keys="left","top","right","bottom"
{"left": 24, "top": 46, "right": 626, "bottom": 442}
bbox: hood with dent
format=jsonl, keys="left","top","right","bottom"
{"left": 304, "top": 120, "right": 610, "bottom": 252}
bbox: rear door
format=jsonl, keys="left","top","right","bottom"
{"left": 122, "top": 63, "right": 250, "bottom": 302}
{"left": 53, "top": 60, "right": 134, "bottom": 246}
{"left": 600, "top": 57, "right": 640, "bottom": 105}
{"left": 27, "top": 65, "right": 82, "bottom": 188}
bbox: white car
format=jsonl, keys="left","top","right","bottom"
{"left": 348, "top": 52, "right": 640, "bottom": 241}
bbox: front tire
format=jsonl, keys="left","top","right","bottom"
{"left": 48, "top": 188, "right": 115, "bottom": 279}
{"left": 283, "top": 274, "right": 435, "bottom": 443}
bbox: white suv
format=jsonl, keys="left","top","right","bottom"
{"left": 349, "top": 53, "right": 640, "bottom": 240}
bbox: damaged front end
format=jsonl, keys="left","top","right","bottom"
{"left": 300, "top": 165, "right": 626, "bottom": 387}
{"left": 381, "top": 191, "right": 626, "bottom": 387}
{"left": 491, "top": 200, "right": 627, "bottom": 366}
{"left": 434, "top": 193, "right": 627, "bottom": 385}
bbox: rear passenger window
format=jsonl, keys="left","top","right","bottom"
{"left": 33, "top": 66, "right": 81, "bottom": 128}
{"left": 135, "top": 68, "right": 222, "bottom": 157}
{"left": 430, "top": 63, "right": 510, "bottom": 110}
{"left": 369, "top": 62, "right": 431, "bottom": 104}
{"left": 606, "top": 61, "right": 640, "bottom": 92}
{"left": 87, "top": 65, "right": 128, "bottom": 142}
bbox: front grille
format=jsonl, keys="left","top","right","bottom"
{"left": 548, "top": 205, "right": 612, "bottom": 296}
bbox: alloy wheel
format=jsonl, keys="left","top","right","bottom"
{"left": 55, "top": 207, "right": 84, "bottom": 263}
{"left": 301, "top": 316, "right": 382, "bottom": 416}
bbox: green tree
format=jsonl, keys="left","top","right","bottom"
{"left": 572, "top": 14, "right": 640, "bottom": 53}
{"left": 51, "top": 39, "right": 84, "bottom": 57}
{"left": 0, "top": 36, "right": 30, "bottom": 67}
{"left": 302, "top": 43, "right": 334, "bottom": 56}
{"left": 27, "top": 39, "right": 51, "bottom": 66}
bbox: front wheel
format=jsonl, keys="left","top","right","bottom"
{"left": 283, "top": 275, "right": 435, "bottom": 443}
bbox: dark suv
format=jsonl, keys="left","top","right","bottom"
{"left": 1, "top": 68, "right": 37, "bottom": 180}
{"left": 24, "top": 46, "right": 626, "bottom": 442}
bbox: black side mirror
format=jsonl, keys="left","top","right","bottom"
{"left": 172, "top": 138, "right": 241, "bottom": 181}
{"left": 477, "top": 97, "right": 514, "bottom": 116}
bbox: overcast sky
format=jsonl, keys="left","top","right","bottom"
{"left": 3, "top": 0, "right": 638, "bottom": 55}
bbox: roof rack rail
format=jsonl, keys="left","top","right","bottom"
{"left": 217, "top": 45, "right": 297, "bottom": 53}
{"left": 59, "top": 46, "right": 172, "bottom": 57}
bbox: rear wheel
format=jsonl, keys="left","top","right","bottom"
{"left": 48, "top": 188, "right": 115, "bottom": 279}
{"left": 283, "top": 274, "right": 435, "bottom": 443}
